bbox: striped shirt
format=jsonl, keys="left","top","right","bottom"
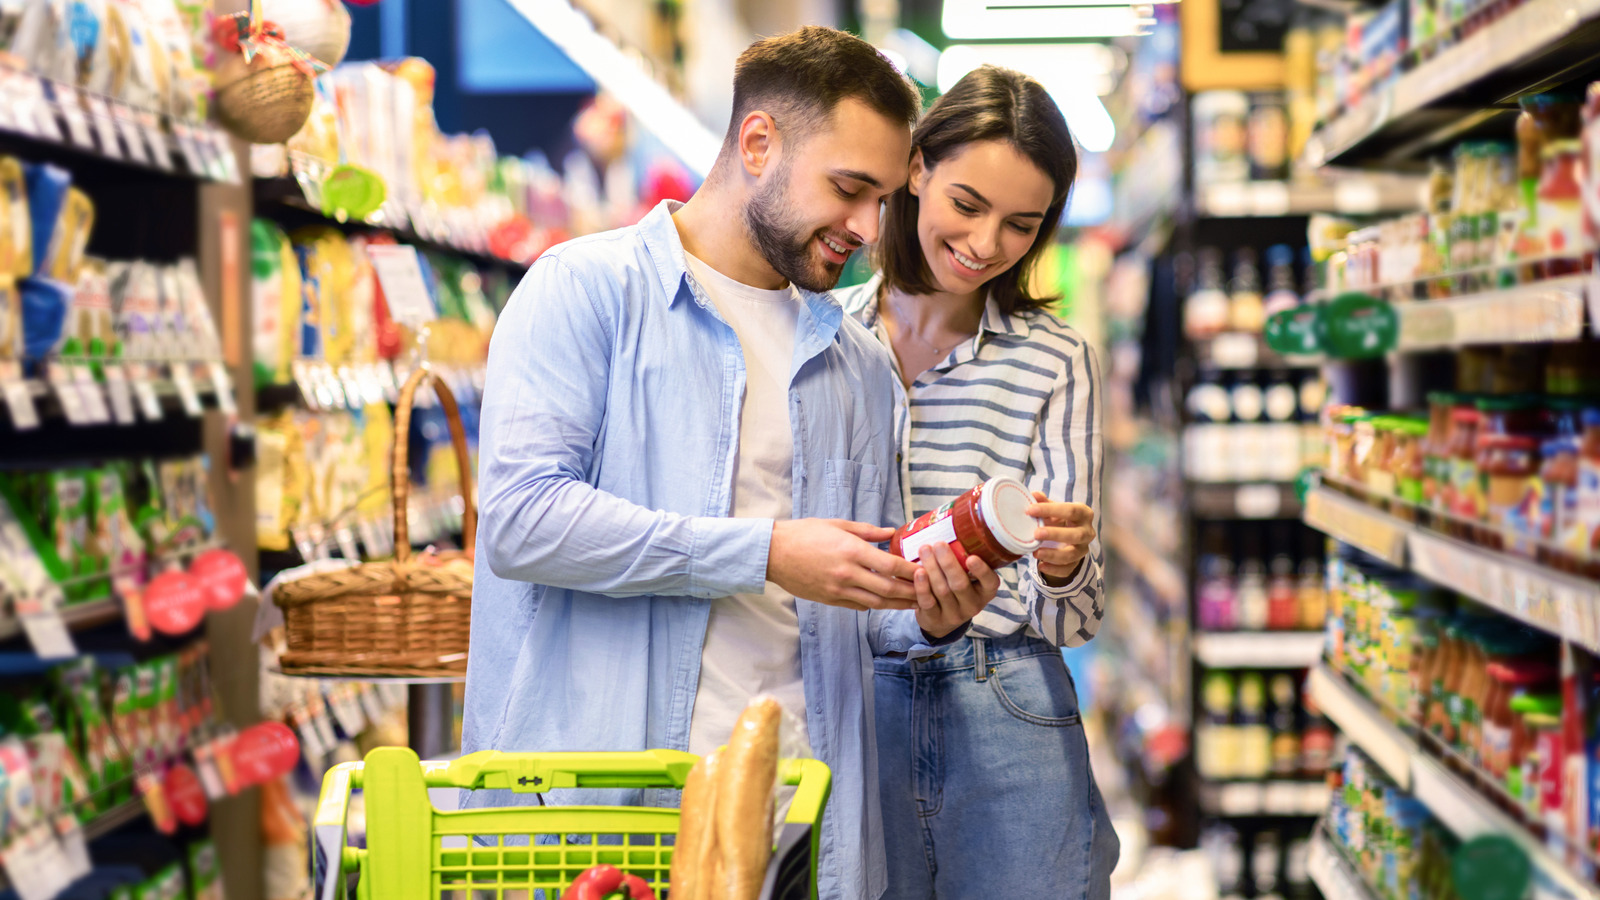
{"left": 836, "top": 275, "right": 1105, "bottom": 646}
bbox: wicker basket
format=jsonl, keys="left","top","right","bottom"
{"left": 272, "top": 366, "right": 477, "bottom": 678}
{"left": 213, "top": 47, "right": 316, "bottom": 145}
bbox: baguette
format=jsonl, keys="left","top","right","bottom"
{"left": 671, "top": 748, "right": 720, "bottom": 900}
{"left": 713, "top": 697, "right": 781, "bottom": 900}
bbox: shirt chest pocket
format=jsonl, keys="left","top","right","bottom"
{"left": 821, "top": 458, "right": 885, "bottom": 523}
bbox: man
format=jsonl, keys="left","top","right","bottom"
{"left": 461, "top": 26, "right": 999, "bottom": 900}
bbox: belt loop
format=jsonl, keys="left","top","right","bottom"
{"left": 973, "top": 636, "right": 989, "bottom": 683}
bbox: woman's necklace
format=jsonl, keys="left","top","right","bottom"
{"left": 885, "top": 292, "right": 975, "bottom": 360}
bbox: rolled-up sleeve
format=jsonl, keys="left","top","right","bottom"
{"left": 1019, "top": 339, "right": 1106, "bottom": 647}
{"left": 476, "top": 255, "right": 770, "bottom": 599}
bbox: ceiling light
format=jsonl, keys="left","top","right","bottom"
{"left": 937, "top": 43, "right": 1121, "bottom": 96}
{"left": 943, "top": 0, "right": 1157, "bottom": 39}
{"left": 501, "top": 0, "right": 721, "bottom": 178}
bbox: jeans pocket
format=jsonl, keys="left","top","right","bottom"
{"left": 988, "top": 654, "right": 1082, "bottom": 727}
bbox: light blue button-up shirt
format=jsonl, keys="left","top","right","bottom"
{"left": 461, "top": 200, "right": 951, "bottom": 900}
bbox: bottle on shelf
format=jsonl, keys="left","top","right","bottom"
{"left": 1238, "top": 671, "right": 1273, "bottom": 780}
{"left": 1297, "top": 530, "right": 1328, "bottom": 631}
{"left": 1300, "top": 686, "right": 1334, "bottom": 777}
{"left": 1231, "top": 373, "right": 1267, "bottom": 482}
{"left": 1251, "top": 828, "right": 1282, "bottom": 898}
{"left": 1262, "top": 244, "right": 1301, "bottom": 319}
{"left": 1266, "top": 536, "right": 1299, "bottom": 632}
{"left": 1269, "top": 672, "right": 1302, "bottom": 777}
{"left": 1237, "top": 525, "right": 1269, "bottom": 632}
{"left": 1184, "top": 247, "right": 1230, "bottom": 341}
{"left": 1197, "top": 525, "right": 1239, "bottom": 632}
{"left": 1228, "top": 248, "right": 1267, "bottom": 334}
{"left": 1200, "top": 670, "right": 1241, "bottom": 780}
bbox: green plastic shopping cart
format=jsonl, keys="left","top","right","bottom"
{"left": 313, "top": 746, "right": 831, "bottom": 900}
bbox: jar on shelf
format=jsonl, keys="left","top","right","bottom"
{"left": 1445, "top": 405, "right": 1482, "bottom": 538}
{"left": 1536, "top": 139, "right": 1584, "bottom": 275}
{"left": 1575, "top": 408, "right": 1600, "bottom": 578}
{"left": 1480, "top": 433, "right": 1539, "bottom": 552}
{"left": 1423, "top": 392, "right": 1459, "bottom": 511}
{"left": 1534, "top": 435, "right": 1579, "bottom": 571}
{"left": 1395, "top": 418, "right": 1429, "bottom": 515}
{"left": 1367, "top": 416, "right": 1400, "bottom": 499}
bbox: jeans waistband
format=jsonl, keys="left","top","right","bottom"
{"left": 877, "top": 631, "right": 1059, "bottom": 674}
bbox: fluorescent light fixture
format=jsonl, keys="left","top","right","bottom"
{"left": 937, "top": 43, "right": 1118, "bottom": 150}
{"left": 500, "top": 0, "right": 721, "bottom": 178}
{"left": 881, "top": 27, "right": 942, "bottom": 86}
{"left": 937, "top": 43, "right": 1120, "bottom": 96}
{"left": 879, "top": 47, "right": 910, "bottom": 76}
{"left": 943, "top": 0, "right": 1157, "bottom": 39}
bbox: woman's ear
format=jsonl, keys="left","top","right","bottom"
{"left": 907, "top": 148, "right": 927, "bottom": 198}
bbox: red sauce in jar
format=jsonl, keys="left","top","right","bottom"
{"left": 890, "top": 477, "right": 1043, "bottom": 571}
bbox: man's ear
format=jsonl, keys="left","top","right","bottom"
{"left": 738, "top": 110, "right": 778, "bottom": 177}
{"left": 907, "top": 148, "right": 926, "bottom": 198}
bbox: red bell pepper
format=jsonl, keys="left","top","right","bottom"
{"left": 562, "top": 864, "right": 656, "bottom": 900}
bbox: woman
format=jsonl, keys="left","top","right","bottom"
{"left": 837, "top": 65, "right": 1117, "bottom": 898}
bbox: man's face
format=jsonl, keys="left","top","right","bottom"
{"left": 743, "top": 97, "right": 912, "bottom": 292}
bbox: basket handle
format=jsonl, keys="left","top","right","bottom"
{"left": 391, "top": 365, "right": 477, "bottom": 564}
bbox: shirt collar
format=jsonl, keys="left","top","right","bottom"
{"left": 640, "top": 198, "right": 845, "bottom": 349}
{"left": 854, "top": 271, "right": 1031, "bottom": 343}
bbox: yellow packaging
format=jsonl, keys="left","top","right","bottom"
{"left": 0, "top": 275, "right": 18, "bottom": 361}
{"left": 0, "top": 158, "right": 30, "bottom": 280}
{"left": 254, "top": 412, "right": 303, "bottom": 552}
{"left": 292, "top": 227, "right": 355, "bottom": 366}
{"left": 357, "top": 402, "right": 393, "bottom": 521}
{"left": 44, "top": 188, "right": 95, "bottom": 284}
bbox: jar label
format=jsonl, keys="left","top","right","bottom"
{"left": 898, "top": 513, "right": 958, "bottom": 563}
{"left": 1578, "top": 459, "right": 1600, "bottom": 552}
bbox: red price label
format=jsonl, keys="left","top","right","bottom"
{"left": 230, "top": 721, "right": 300, "bottom": 786}
{"left": 144, "top": 571, "right": 206, "bottom": 635}
{"left": 188, "top": 549, "right": 248, "bottom": 611}
{"left": 165, "top": 764, "right": 209, "bottom": 826}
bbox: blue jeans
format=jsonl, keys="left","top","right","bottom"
{"left": 874, "top": 632, "right": 1119, "bottom": 899}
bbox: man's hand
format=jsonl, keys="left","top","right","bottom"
{"left": 912, "top": 541, "right": 1001, "bottom": 639}
{"left": 1027, "top": 492, "right": 1095, "bottom": 583}
{"left": 768, "top": 519, "right": 921, "bottom": 611}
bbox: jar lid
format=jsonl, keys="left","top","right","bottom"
{"left": 1426, "top": 391, "right": 1461, "bottom": 406}
{"left": 1397, "top": 417, "right": 1429, "bottom": 437}
{"left": 1476, "top": 395, "right": 1537, "bottom": 412}
{"left": 977, "top": 476, "right": 1042, "bottom": 556}
{"left": 1451, "top": 407, "right": 1481, "bottom": 424}
{"left": 1542, "top": 435, "right": 1580, "bottom": 455}
{"left": 1476, "top": 434, "right": 1539, "bottom": 451}
{"left": 1522, "top": 711, "right": 1562, "bottom": 728}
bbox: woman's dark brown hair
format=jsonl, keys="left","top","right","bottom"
{"left": 878, "top": 65, "right": 1078, "bottom": 314}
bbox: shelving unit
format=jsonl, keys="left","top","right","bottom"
{"left": 1196, "top": 175, "right": 1423, "bottom": 219}
{"left": 1192, "top": 631, "right": 1325, "bottom": 669}
{"left": 1308, "top": 828, "right": 1380, "bottom": 900}
{"left": 1200, "top": 780, "right": 1328, "bottom": 817}
{"left": 1303, "top": 479, "right": 1600, "bottom": 654}
{"left": 1304, "top": 0, "right": 1600, "bottom": 166}
{"left": 1392, "top": 275, "right": 1589, "bottom": 350}
{"left": 1307, "top": 664, "right": 1600, "bottom": 900}
{"left": 1189, "top": 481, "right": 1304, "bottom": 520}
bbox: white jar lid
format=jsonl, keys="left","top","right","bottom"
{"left": 979, "top": 476, "right": 1042, "bottom": 556}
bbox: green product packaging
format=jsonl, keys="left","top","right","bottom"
{"left": 135, "top": 863, "right": 184, "bottom": 900}
{"left": 48, "top": 469, "right": 104, "bottom": 603}
{"left": 110, "top": 665, "right": 139, "bottom": 802}
{"left": 93, "top": 465, "right": 147, "bottom": 600}
{"left": 156, "top": 656, "right": 179, "bottom": 763}
{"left": 188, "top": 838, "right": 223, "bottom": 900}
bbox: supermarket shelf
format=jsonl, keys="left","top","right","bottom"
{"left": 1105, "top": 521, "right": 1186, "bottom": 610}
{"left": 1189, "top": 481, "right": 1304, "bottom": 520}
{"left": 1193, "top": 631, "right": 1324, "bottom": 669}
{"left": 254, "top": 177, "right": 528, "bottom": 271}
{"left": 0, "top": 598, "right": 121, "bottom": 643}
{"left": 1196, "top": 175, "right": 1423, "bottom": 218}
{"left": 1200, "top": 779, "right": 1327, "bottom": 817}
{"left": 1309, "top": 664, "right": 1600, "bottom": 900}
{"left": 1303, "top": 485, "right": 1409, "bottom": 566}
{"left": 1307, "top": 665, "right": 1412, "bottom": 788}
{"left": 84, "top": 798, "right": 148, "bottom": 841}
{"left": 1308, "top": 830, "right": 1379, "bottom": 900}
{"left": 1303, "top": 480, "right": 1600, "bottom": 655}
{"left": 1193, "top": 332, "right": 1323, "bottom": 371}
{"left": 1394, "top": 275, "right": 1588, "bottom": 350}
{"left": 1305, "top": 0, "right": 1600, "bottom": 166}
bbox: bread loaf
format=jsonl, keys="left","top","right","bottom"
{"left": 671, "top": 748, "right": 720, "bottom": 900}
{"left": 713, "top": 697, "right": 781, "bottom": 900}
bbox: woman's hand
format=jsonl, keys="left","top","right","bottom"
{"left": 1027, "top": 492, "right": 1095, "bottom": 583}
{"left": 912, "top": 541, "right": 1001, "bottom": 639}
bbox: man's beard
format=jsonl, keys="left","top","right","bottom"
{"left": 742, "top": 161, "right": 845, "bottom": 293}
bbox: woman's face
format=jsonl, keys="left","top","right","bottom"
{"left": 909, "top": 139, "right": 1055, "bottom": 296}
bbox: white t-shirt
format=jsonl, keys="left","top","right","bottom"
{"left": 683, "top": 250, "right": 811, "bottom": 760}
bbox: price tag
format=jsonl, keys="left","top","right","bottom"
{"left": 71, "top": 365, "right": 110, "bottom": 424}
{"left": 26, "top": 79, "right": 62, "bottom": 142}
{"left": 324, "top": 684, "right": 366, "bottom": 738}
{"left": 335, "top": 525, "right": 360, "bottom": 562}
{"left": 3, "top": 824, "right": 72, "bottom": 900}
{"left": 112, "top": 104, "right": 150, "bottom": 165}
{"left": 358, "top": 684, "right": 387, "bottom": 725}
{"left": 357, "top": 518, "right": 384, "bottom": 559}
{"left": 367, "top": 245, "right": 438, "bottom": 327}
{"left": 170, "top": 363, "right": 204, "bottom": 417}
{"left": 204, "top": 128, "right": 235, "bottom": 182}
{"left": 1234, "top": 483, "right": 1283, "bottom": 518}
{"left": 51, "top": 813, "right": 90, "bottom": 883}
{"left": 3, "top": 377, "right": 39, "bottom": 430}
{"left": 6, "top": 73, "right": 41, "bottom": 138}
{"left": 207, "top": 361, "right": 237, "bottom": 416}
{"left": 382, "top": 360, "right": 401, "bottom": 403}
{"left": 139, "top": 112, "right": 172, "bottom": 170}
{"left": 128, "top": 363, "right": 163, "bottom": 420}
{"left": 290, "top": 704, "right": 328, "bottom": 765}
{"left": 172, "top": 122, "right": 205, "bottom": 175}
{"left": 102, "top": 363, "right": 136, "bottom": 424}
{"left": 290, "top": 359, "right": 322, "bottom": 411}
{"left": 52, "top": 85, "right": 94, "bottom": 149}
{"left": 191, "top": 740, "right": 229, "bottom": 800}
{"left": 85, "top": 95, "right": 122, "bottom": 159}
{"left": 0, "top": 70, "right": 20, "bottom": 132}
{"left": 46, "top": 365, "right": 90, "bottom": 425}
{"left": 16, "top": 590, "right": 77, "bottom": 659}
{"left": 314, "top": 363, "right": 343, "bottom": 410}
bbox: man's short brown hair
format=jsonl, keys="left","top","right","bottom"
{"left": 724, "top": 26, "right": 920, "bottom": 152}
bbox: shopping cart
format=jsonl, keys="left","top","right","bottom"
{"left": 313, "top": 746, "right": 830, "bottom": 900}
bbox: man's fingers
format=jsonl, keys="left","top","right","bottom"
{"left": 967, "top": 555, "right": 1002, "bottom": 597}
{"left": 851, "top": 567, "right": 920, "bottom": 603}
{"left": 832, "top": 519, "right": 898, "bottom": 542}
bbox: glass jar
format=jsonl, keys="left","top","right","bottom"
{"left": 1578, "top": 408, "right": 1600, "bottom": 578}
{"left": 1537, "top": 139, "right": 1584, "bottom": 274}
{"left": 1424, "top": 392, "right": 1458, "bottom": 510}
{"left": 1446, "top": 406, "right": 1482, "bottom": 538}
{"left": 1536, "top": 436, "right": 1580, "bottom": 570}
{"left": 1368, "top": 417, "right": 1400, "bottom": 498}
{"left": 1396, "top": 418, "right": 1429, "bottom": 514}
{"left": 1480, "top": 434, "right": 1539, "bottom": 551}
